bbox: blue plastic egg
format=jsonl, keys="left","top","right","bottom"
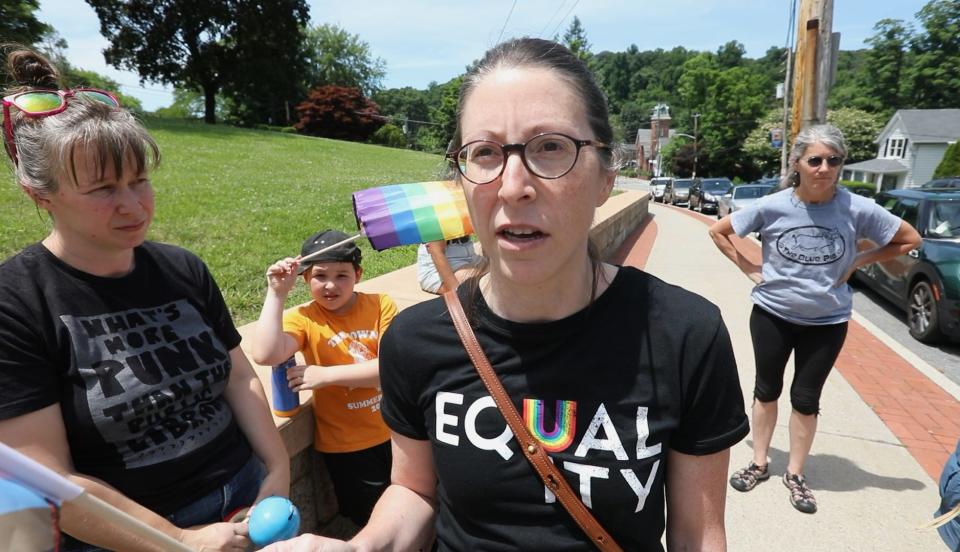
{"left": 248, "top": 496, "right": 300, "bottom": 547}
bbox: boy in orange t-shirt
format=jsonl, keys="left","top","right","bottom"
{"left": 252, "top": 229, "right": 398, "bottom": 526}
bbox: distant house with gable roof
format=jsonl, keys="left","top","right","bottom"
{"left": 842, "top": 109, "right": 960, "bottom": 191}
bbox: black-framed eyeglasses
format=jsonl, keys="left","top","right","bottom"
{"left": 446, "top": 132, "right": 609, "bottom": 185}
{"left": 804, "top": 155, "right": 844, "bottom": 168}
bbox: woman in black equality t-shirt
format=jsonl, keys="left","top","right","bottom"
{"left": 265, "top": 38, "right": 748, "bottom": 552}
{"left": 0, "top": 47, "right": 289, "bottom": 551}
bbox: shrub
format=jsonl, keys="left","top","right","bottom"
{"left": 619, "top": 167, "right": 638, "bottom": 178}
{"left": 294, "top": 85, "right": 384, "bottom": 142}
{"left": 934, "top": 142, "right": 960, "bottom": 179}
{"left": 839, "top": 180, "right": 876, "bottom": 198}
{"left": 371, "top": 123, "right": 407, "bottom": 148}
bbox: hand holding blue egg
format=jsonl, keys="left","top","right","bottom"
{"left": 248, "top": 496, "right": 300, "bottom": 548}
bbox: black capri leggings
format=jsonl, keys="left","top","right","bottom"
{"left": 750, "top": 305, "right": 848, "bottom": 415}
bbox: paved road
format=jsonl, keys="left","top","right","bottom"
{"left": 850, "top": 281, "right": 960, "bottom": 383}
{"left": 616, "top": 176, "right": 960, "bottom": 386}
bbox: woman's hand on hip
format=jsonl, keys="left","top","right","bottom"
{"left": 834, "top": 265, "right": 857, "bottom": 288}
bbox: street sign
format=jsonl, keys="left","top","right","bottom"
{"left": 770, "top": 128, "right": 784, "bottom": 149}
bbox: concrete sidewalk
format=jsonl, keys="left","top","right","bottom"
{"left": 614, "top": 202, "right": 953, "bottom": 551}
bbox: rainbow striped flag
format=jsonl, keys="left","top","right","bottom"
{"left": 352, "top": 181, "right": 473, "bottom": 251}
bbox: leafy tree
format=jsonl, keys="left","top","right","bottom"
{"left": 590, "top": 48, "right": 637, "bottom": 111}
{"left": 219, "top": 1, "right": 310, "bottom": 126}
{"left": 153, "top": 87, "right": 231, "bottom": 120}
{"left": 695, "top": 65, "right": 769, "bottom": 179}
{"left": 909, "top": 0, "right": 960, "bottom": 108}
{"left": 663, "top": 140, "right": 698, "bottom": 177}
{"left": 677, "top": 53, "right": 719, "bottom": 111}
{"left": 752, "top": 46, "right": 788, "bottom": 87}
{"left": 293, "top": 85, "right": 383, "bottom": 142}
{"left": 826, "top": 107, "right": 885, "bottom": 163}
{"left": 60, "top": 67, "right": 143, "bottom": 112}
{"left": 0, "top": 0, "right": 53, "bottom": 47}
{"left": 933, "top": 141, "right": 960, "bottom": 178}
{"left": 561, "top": 16, "right": 591, "bottom": 61}
{"left": 619, "top": 101, "right": 648, "bottom": 143}
{"left": 742, "top": 108, "right": 788, "bottom": 177}
{"left": 864, "top": 19, "right": 912, "bottom": 112}
{"left": 303, "top": 23, "right": 386, "bottom": 96}
{"left": 371, "top": 123, "right": 406, "bottom": 149}
{"left": 372, "top": 87, "right": 430, "bottom": 147}
{"left": 86, "top": 0, "right": 309, "bottom": 124}
{"left": 828, "top": 49, "right": 883, "bottom": 112}
{"left": 416, "top": 77, "right": 461, "bottom": 153}
{"left": 716, "top": 40, "right": 746, "bottom": 69}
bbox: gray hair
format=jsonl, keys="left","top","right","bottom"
{"left": 11, "top": 100, "right": 160, "bottom": 195}
{"left": 784, "top": 124, "right": 847, "bottom": 187}
{"left": 4, "top": 47, "right": 159, "bottom": 196}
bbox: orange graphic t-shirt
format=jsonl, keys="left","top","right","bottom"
{"left": 283, "top": 292, "right": 398, "bottom": 453}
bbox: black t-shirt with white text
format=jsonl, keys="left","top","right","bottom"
{"left": 380, "top": 266, "right": 749, "bottom": 551}
{"left": 0, "top": 242, "right": 250, "bottom": 514}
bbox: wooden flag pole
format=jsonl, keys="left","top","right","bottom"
{"left": 298, "top": 233, "right": 363, "bottom": 264}
{"left": 0, "top": 443, "right": 192, "bottom": 552}
{"left": 68, "top": 494, "right": 193, "bottom": 552}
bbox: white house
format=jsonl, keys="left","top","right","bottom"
{"left": 841, "top": 109, "right": 960, "bottom": 191}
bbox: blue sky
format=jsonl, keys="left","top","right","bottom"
{"left": 38, "top": 0, "right": 930, "bottom": 111}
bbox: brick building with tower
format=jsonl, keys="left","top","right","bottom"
{"left": 635, "top": 103, "right": 676, "bottom": 177}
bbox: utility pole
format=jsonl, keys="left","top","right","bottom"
{"left": 790, "top": 0, "right": 839, "bottom": 141}
{"left": 692, "top": 112, "right": 700, "bottom": 179}
{"left": 780, "top": 44, "right": 794, "bottom": 178}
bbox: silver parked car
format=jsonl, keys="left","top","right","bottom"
{"left": 649, "top": 177, "right": 672, "bottom": 203}
{"left": 664, "top": 178, "right": 694, "bottom": 205}
{"left": 716, "top": 183, "right": 775, "bottom": 219}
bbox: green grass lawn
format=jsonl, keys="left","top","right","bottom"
{"left": 0, "top": 118, "right": 446, "bottom": 324}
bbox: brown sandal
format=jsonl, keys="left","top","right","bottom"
{"left": 783, "top": 472, "right": 817, "bottom": 513}
{"left": 729, "top": 462, "right": 769, "bottom": 492}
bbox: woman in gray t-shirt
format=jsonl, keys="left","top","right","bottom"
{"left": 708, "top": 124, "right": 921, "bottom": 514}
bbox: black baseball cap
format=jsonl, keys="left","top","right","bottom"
{"left": 297, "top": 229, "right": 362, "bottom": 274}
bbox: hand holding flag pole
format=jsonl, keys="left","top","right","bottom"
{"left": 0, "top": 442, "right": 192, "bottom": 551}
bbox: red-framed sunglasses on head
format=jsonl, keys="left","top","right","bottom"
{"left": 2, "top": 88, "right": 120, "bottom": 165}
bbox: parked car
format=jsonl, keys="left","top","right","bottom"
{"left": 689, "top": 177, "right": 733, "bottom": 213}
{"left": 716, "top": 183, "right": 776, "bottom": 219}
{"left": 649, "top": 177, "right": 672, "bottom": 203}
{"left": 854, "top": 188, "right": 960, "bottom": 343}
{"left": 752, "top": 177, "right": 781, "bottom": 188}
{"left": 664, "top": 178, "right": 694, "bottom": 205}
{"left": 920, "top": 177, "right": 960, "bottom": 189}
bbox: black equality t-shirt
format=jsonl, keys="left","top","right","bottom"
{"left": 0, "top": 242, "right": 251, "bottom": 514}
{"left": 380, "top": 266, "right": 749, "bottom": 551}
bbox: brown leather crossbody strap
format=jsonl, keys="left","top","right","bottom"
{"left": 442, "top": 291, "right": 623, "bottom": 552}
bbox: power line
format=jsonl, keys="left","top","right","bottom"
{"left": 115, "top": 81, "right": 173, "bottom": 95}
{"left": 550, "top": 0, "right": 582, "bottom": 40}
{"left": 785, "top": 0, "right": 798, "bottom": 50}
{"left": 497, "top": 0, "right": 518, "bottom": 44}
{"left": 354, "top": 111, "right": 441, "bottom": 126}
{"left": 538, "top": 0, "right": 568, "bottom": 37}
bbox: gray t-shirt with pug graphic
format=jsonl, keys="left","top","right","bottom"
{"left": 731, "top": 186, "right": 901, "bottom": 325}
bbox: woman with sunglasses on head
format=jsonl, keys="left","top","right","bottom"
{"left": 709, "top": 124, "right": 921, "bottom": 514}
{"left": 0, "top": 48, "right": 289, "bottom": 551}
{"left": 266, "top": 37, "right": 748, "bottom": 552}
